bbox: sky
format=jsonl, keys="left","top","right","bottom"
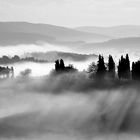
{"left": 0, "top": 0, "right": 140, "bottom": 27}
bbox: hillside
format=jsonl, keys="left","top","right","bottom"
{"left": 0, "top": 22, "right": 110, "bottom": 45}
{"left": 72, "top": 37, "right": 140, "bottom": 55}
{"left": 24, "top": 51, "right": 97, "bottom": 62}
{"left": 75, "top": 25, "right": 140, "bottom": 38}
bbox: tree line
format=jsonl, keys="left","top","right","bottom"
{"left": 55, "top": 59, "right": 77, "bottom": 73}
{"left": 54, "top": 54, "right": 140, "bottom": 81}
{"left": 88, "top": 54, "right": 140, "bottom": 80}
{"left": 0, "top": 55, "right": 48, "bottom": 64}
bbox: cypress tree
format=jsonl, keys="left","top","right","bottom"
{"left": 108, "top": 55, "right": 115, "bottom": 78}
{"left": 96, "top": 55, "right": 106, "bottom": 78}
{"left": 125, "top": 54, "right": 130, "bottom": 79}
{"left": 118, "top": 54, "right": 130, "bottom": 79}
{"left": 60, "top": 59, "right": 65, "bottom": 70}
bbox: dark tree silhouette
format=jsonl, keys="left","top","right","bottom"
{"left": 54, "top": 59, "right": 77, "bottom": 73}
{"left": 108, "top": 55, "right": 115, "bottom": 78}
{"left": 12, "top": 55, "right": 20, "bottom": 61}
{"left": 1, "top": 55, "right": 10, "bottom": 63}
{"left": 87, "top": 62, "right": 97, "bottom": 78}
{"left": 132, "top": 62, "right": 136, "bottom": 80}
{"left": 55, "top": 60, "right": 60, "bottom": 71}
{"left": 118, "top": 55, "right": 125, "bottom": 79}
{"left": 0, "top": 66, "right": 14, "bottom": 78}
{"left": 60, "top": 59, "right": 65, "bottom": 70}
{"left": 118, "top": 54, "right": 130, "bottom": 79}
{"left": 132, "top": 61, "right": 140, "bottom": 80}
{"left": 96, "top": 55, "right": 107, "bottom": 78}
{"left": 126, "top": 54, "right": 130, "bottom": 79}
{"left": 118, "top": 59, "right": 121, "bottom": 79}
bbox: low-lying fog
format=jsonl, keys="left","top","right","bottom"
{"left": 0, "top": 44, "right": 140, "bottom": 140}
{"left": 0, "top": 43, "right": 140, "bottom": 77}
{"left": 0, "top": 44, "right": 73, "bottom": 57}
{"left": 0, "top": 43, "right": 140, "bottom": 60}
{"left": 0, "top": 73, "right": 140, "bottom": 140}
{"left": 4, "top": 60, "right": 92, "bottom": 77}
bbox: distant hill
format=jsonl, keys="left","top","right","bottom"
{"left": 77, "top": 37, "right": 140, "bottom": 54}
{"left": 0, "top": 32, "right": 54, "bottom": 46}
{"left": 25, "top": 51, "right": 97, "bottom": 62}
{"left": 0, "top": 22, "right": 110, "bottom": 46}
{"left": 84, "top": 37, "right": 140, "bottom": 48}
{"left": 75, "top": 25, "right": 140, "bottom": 38}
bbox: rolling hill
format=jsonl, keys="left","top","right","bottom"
{"left": 0, "top": 22, "right": 110, "bottom": 46}
{"left": 76, "top": 37, "right": 140, "bottom": 55}
{"left": 24, "top": 51, "right": 97, "bottom": 62}
{"left": 75, "top": 25, "right": 140, "bottom": 38}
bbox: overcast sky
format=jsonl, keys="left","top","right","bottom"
{"left": 0, "top": 0, "right": 140, "bottom": 27}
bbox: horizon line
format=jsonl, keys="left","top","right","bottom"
{"left": 0, "top": 20, "right": 140, "bottom": 28}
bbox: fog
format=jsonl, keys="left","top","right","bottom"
{"left": 0, "top": 43, "right": 140, "bottom": 140}
{"left": 2, "top": 60, "right": 93, "bottom": 77}
{"left": 0, "top": 43, "right": 96, "bottom": 76}
{"left": 0, "top": 43, "right": 140, "bottom": 62}
{"left": 0, "top": 44, "right": 72, "bottom": 57}
{"left": 0, "top": 43, "right": 139, "bottom": 77}
{"left": 0, "top": 73, "right": 140, "bottom": 140}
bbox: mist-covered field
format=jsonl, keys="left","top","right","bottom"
{"left": 0, "top": 72, "right": 139, "bottom": 140}
{"left": 1, "top": 22, "right": 140, "bottom": 140}
{"left": 0, "top": 42, "right": 139, "bottom": 77}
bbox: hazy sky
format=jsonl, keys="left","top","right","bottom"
{"left": 0, "top": 0, "right": 140, "bottom": 27}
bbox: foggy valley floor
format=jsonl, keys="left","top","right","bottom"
{"left": 1, "top": 1, "right": 140, "bottom": 139}
{"left": 0, "top": 73, "right": 140, "bottom": 140}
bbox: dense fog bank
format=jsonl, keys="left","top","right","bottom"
{"left": 0, "top": 72, "right": 140, "bottom": 140}
{"left": 0, "top": 72, "right": 139, "bottom": 140}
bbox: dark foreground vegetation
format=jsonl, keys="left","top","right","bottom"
{"left": 1, "top": 55, "right": 140, "bottom": 140}
{"left": 1, "top": 53, "right": 140, "bottom": 83}
{"left": 53, "top": 54, "right": 140, "bottom": 82}
{"left": 88, "top": 54, "right": 140, "bottom": 81}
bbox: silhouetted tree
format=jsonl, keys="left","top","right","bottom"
{"left": 2, "top": 55, "right": 10, "bottom": 63}
{"left": 132, "top": 61, "right": 140, "bottom": 80}
{"left": 88, "top": 62, "right": 96, "bottom": 73}
{"left": 118, "top": 60, "right": 121, "bottom": 79}
{"left": 87, "top": 62, "right": 97, "bottom": 78}
{"left": 55, "top": 60, "right": 60, "bottom": 71}
{"left": 96, "top": 55, "right": 107, "bottom": 78}
{"left": 108, "top": 55, "right": 115, "bottom": 78}
{"left": 126, "top": 54, "right": 130, "bottom": 79}
{"left": 12, "top": 55, "right": 20, "bottom": 61}
{"left": 118, "top": 54, "right": 130, "bottom": 79}
{"left": 0, "top": 66, "right": 14, "bottom": 78}
{"left": 20, "top": 69, "right": 32, "bottom": 77}
{"left": 54, "top": 59, "right": 77, "bottom": 73}
{"left": 60, "top": 59, "right": 65, "bottom": 70}
{"left": 132, "top": 62, "right": 135, "bottom": 80}
{"left": 11, "top": 66, "right": 14, "bottom": 77}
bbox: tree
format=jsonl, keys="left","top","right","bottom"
{"left": 20, "top": 69, "right": 32, "bottom": 77}
{"left": 87, "top": 62, "right": 97, "bottom": 78}
{"left": 132, "top": 62, "right": 135, "bottom": 80}
{"left": 2, "top": 55, "right": 10, "bottom": 63}
{"left": 118, "top": 60, "right": 121, "bottom": 79}
{"left": 132, "top": 61, "right": 140, "bottom": 80}
{"left": 96, "top": 55, "right": 106, "bottom": 78}
{"left": 108, "top": 55, "right": 115, "bottom": 78}
{"left": 118, "top": 54, "right": 130, "bottom": 79}
{"left": 125, "top": 54, "right": 130, "bottom": 79}
{"left": 12, "top": 55, "right": 20, "bottom": 62}
{"left": 60, "top": 59, "right": 65, "bottom": 70}
{"left": 55, "top": 60, "right": 60, "bottom": 71}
